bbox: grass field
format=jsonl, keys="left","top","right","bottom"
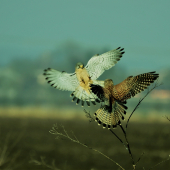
{"left": 0, "top": 108, "right": 170, "bottom": 170}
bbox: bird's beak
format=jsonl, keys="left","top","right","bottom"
{"left": 79, "top": 65, "right": 83, "bottom": 68}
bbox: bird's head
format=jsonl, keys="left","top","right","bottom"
{"left": 104, "top": 79, "right": 114, "bottom": 86}
{"left": 75, "top": 62, "right": 84, "bottom": 70}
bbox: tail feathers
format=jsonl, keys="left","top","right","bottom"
{"left": 70, "top": 86, "right": 98, "bottom": 107}
{"left": 94, "top": 103, "right": 127, "bottom": 129}
{"left": 117, "top": 103, "right": 128, "bottom": 113}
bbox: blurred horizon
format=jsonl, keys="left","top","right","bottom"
{"left": 0, "top": 0, "right": 170, "bottom": 119}
{"left": 0, "top": 41, "right": 170, "bottom": 119}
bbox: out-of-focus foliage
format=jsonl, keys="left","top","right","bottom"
{"left": 0, "top": 42, "right": 126, "bottom": 107}
{"left": 0, "top": 42, "right": 170, "bottom": 110}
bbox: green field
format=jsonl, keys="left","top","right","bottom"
{"left": 0, "top": 115, "right": 170, "bottom": 170}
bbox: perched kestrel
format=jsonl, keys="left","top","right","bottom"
{"left": 43, "top": 47, "right": 125, "bottom": 107}
{"left": 90, "top": 72, "right": 159, "bottom": 129}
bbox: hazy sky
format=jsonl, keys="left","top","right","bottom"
{"left": 0, "top": 0, "right": 170, "bottom": 71}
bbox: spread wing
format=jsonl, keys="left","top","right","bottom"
{"left": 43, "top": 68, "right": 102, "bottom": 106}
{"left": 85, "top": 47, "right": 125, "bottom": 80}
{"left": 113, "top": 72, "right": 159, "bottom": 101}
{"left": 43, "top": 68, "right": 79, "bottom": 91}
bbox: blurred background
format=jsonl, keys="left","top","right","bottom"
{"left": 0, "top": 1, "right": 170, "bottom": 170}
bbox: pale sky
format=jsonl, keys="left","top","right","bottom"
{"left": 0, "top": 0, "right": 170, "bottom": 71}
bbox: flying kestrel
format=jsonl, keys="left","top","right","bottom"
{"left": 43, "top": 47, "right": 125, "bottom": 106}
{"left": 90, "top": 72, "right": 159, "bottom": 129}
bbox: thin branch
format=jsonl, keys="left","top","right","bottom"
{"left": 135, "top": 152, "right": 145, "bottom": 167}
{"left": 84, "top": 108, "right": 133, "bottom": 160}
{"left": 163, "top": 115, "right": 170, "bottom": 122}
{"left": 84, "top": 109, "right": 136, "bottom": 169}
{"left": 148, "top": 155, "right": 170, "bottom": 170}
{"left": 49, "top": 124, "right": 125, "bottom": 170}
{"left": 126, "top": 82, "right": 161, "bottom": 131}
{"left": 84, "top": 109, "right": 95, "bottom": 122}
{"left": 119, "top": 124, "right": 135, "bottom": 166}
{"left": 109, "top": 129, "right": 127, "bottom": 149}
{"left": 120, "top": 82, "right": 161, "bottom": 169}
{"left": 85, "top": 108, "right": 135, "bottom": 167}
{"left": 71, "top": 130, "right": 79, "bottom": 142}
{"left": 30, "top": 156, "right": 60, "bottom": 170}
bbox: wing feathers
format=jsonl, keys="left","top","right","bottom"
{"left": 114, "top": 71, "right": 159, "bottom": 101}
{"left": 70, "top": 86, "right": 99, "bottom": 106}
{"left": 85, "top": 47, "right": 125, "bottom": 80}
{"left": 44, "top": 68, "right": 79, "bottom": 91}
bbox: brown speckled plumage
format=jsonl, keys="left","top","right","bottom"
{"left": 91, "top": 72, "right": 159, "bottom": 129}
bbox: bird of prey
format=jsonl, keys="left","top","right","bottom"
{"left": 90, "top": 72, "right": 159, "bottom": 129}
{"left": 43, "top": 47, "right": 125, "bottom": 107}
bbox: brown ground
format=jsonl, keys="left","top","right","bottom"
{"left": 0, "top": 110, "right": 170, "bottom": 170}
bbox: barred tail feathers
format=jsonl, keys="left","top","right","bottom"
{"left": 94, "top": 102, "right": 127, "bottom": 129}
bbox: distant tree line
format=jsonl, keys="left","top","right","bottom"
{"left": 0, "top": 42, "right": 169, "bottom": 108}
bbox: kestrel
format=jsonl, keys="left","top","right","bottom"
{"left": 90, "top": 72, "right": 159, "bottom": 129}
{"left": 43, "top": 47, "right": 125, "bottom": 106}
